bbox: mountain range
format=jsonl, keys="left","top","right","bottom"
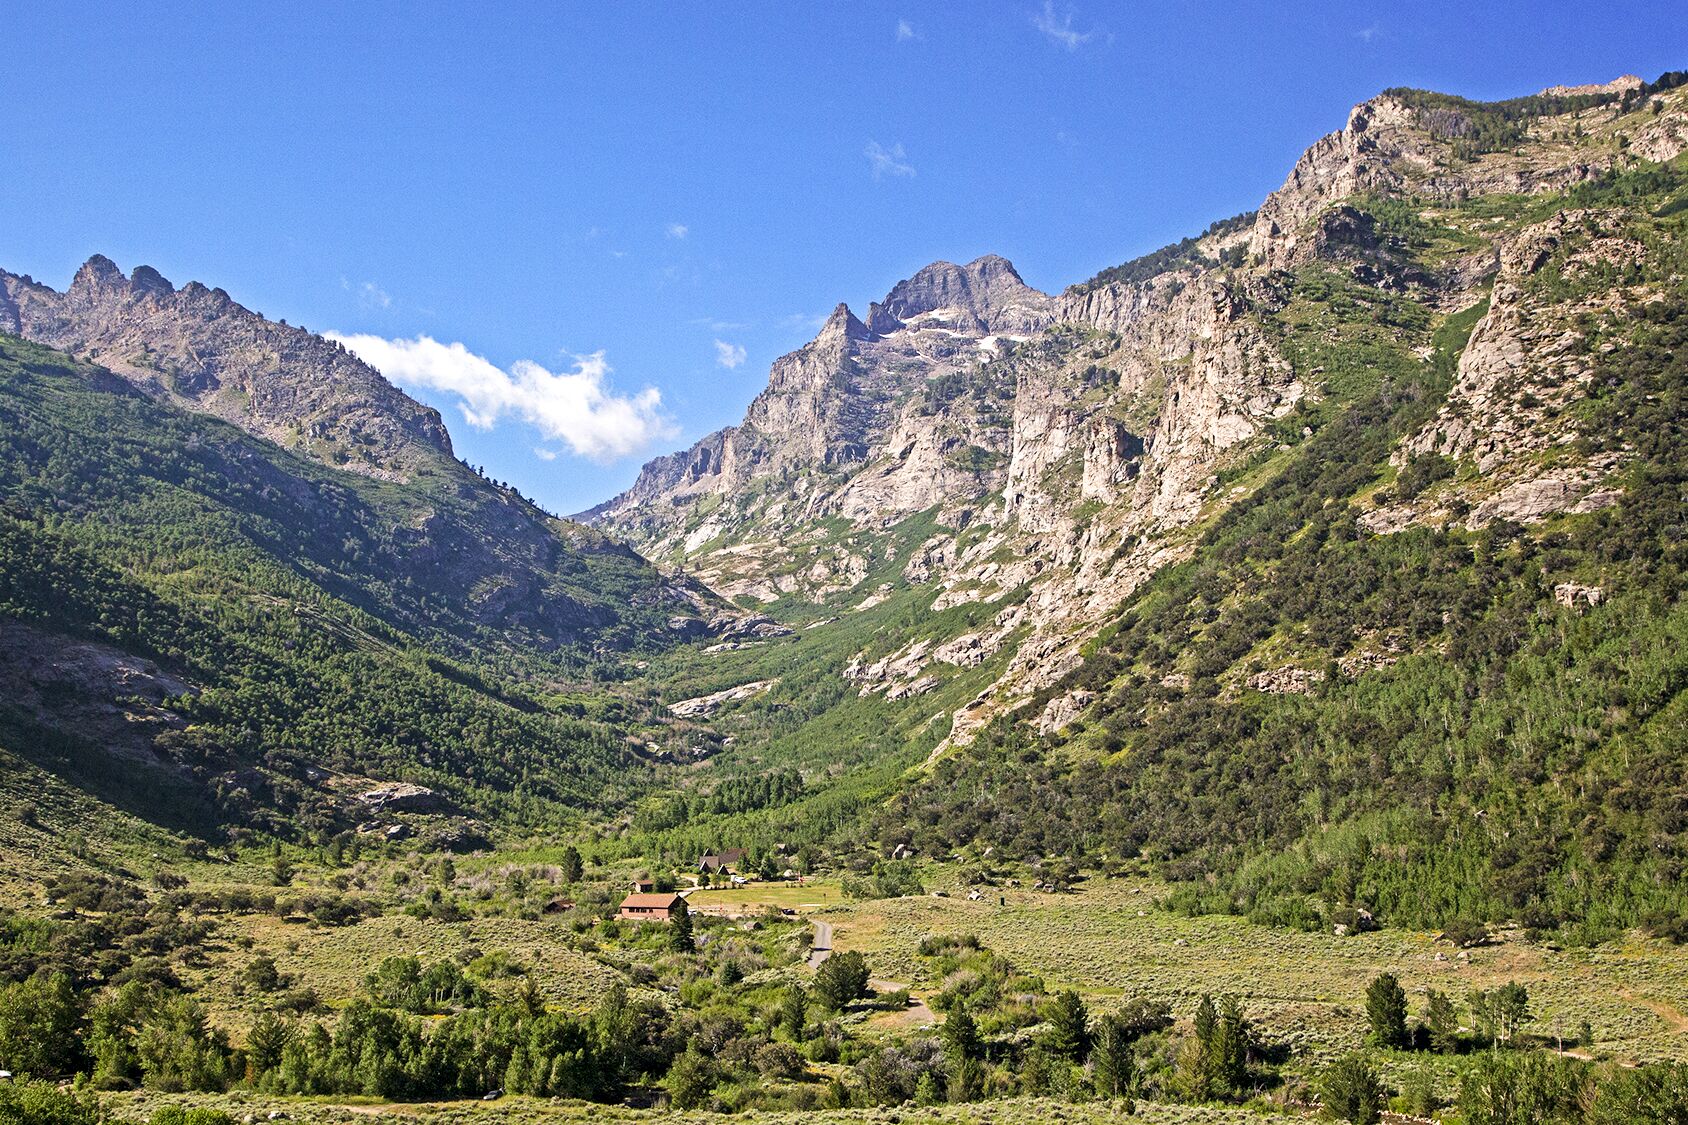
{"left": 2, "top": 71, "right": 1686, "bottom": 935}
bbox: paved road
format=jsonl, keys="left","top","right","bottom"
{"left": 806, "top": 919, "right": 833, "bottom": 968}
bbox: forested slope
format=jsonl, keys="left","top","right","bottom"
{"left": 878, "top": 152, "right": 1688, "bottom": 939}
{"left": 0, "top": 334, "right": 687, "bottom": 848}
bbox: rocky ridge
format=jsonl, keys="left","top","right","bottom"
{"left": 0, "top": 264, "right": 726, "bottom": 651}
{"left": 0, "top": 257, "right": 452, "bottom": 481}
{"left": 584, "top": 77, "right": 1688, "bottom": 749}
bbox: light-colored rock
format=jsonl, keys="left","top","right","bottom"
{"left": 1247, "top": 666, "right": 1327, "bottom": 695}
{"left": 1553, "top": 582, "right": 1605, "bottom": 610}
{"left": 582, "top": 83, "right": 1688, "bottom": 748}
{"left": 1037, "top": 690, "right": 1096, "bottom": 735}
{"left": 356, "top": 783, "right": 438, "bottom": 812}
{"left": 668, "top": 680, "right": 777, "bottom": 718}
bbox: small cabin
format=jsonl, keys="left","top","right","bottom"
{"left": 630, "top": 877, "right": 655, "bottom": 894}
{"left": 618, "top": 892, "right": 684, "bottom": 923}
{"left": 699, "top": 847, "right": 748, "bottom": 874}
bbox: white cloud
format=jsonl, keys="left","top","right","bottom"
{"left": 896, "top": 18, "right": 918, "bottom": 41}
{"left": 1033, "top": 1, "right": 1096, "bottom": 50}
{"left": 782, "top": 311, "right": 829, "bottom": 332}
{"left": 666, "top": 222, "right": 689, "bottom": 239}
{"left": 691, "top": 316, "right": 752, "bottom": 332}
{"left": 1355, "top": 24, "right": 1380, "bottom": 41}
{"left": 340, "top": 277, "right": 393, "bottom": 309}
{"left": 327, "top": 332, "right": 674, "bottom": 462}
{"left": 714, "top": 340, "right": 747, "bottom": 369}
{"left": 865, "top": 139, "right": 916, "bottom": 179}
{"left": 533, "top": 447, "right": 559, "bottom": 461}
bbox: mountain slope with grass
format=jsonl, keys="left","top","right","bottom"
{"left": 870, "top": 76, "right": 1688, "bottom": 939}
{"left": 1, "top": 68, "right": 1687, "bottom": 1125}
{"left": 0, "top": 330, "right": 720, "bottom": 861}
{"left": 582, "top": 74, "right": 1688, "bottom": 940}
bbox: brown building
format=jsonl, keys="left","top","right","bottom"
{"left": 698, "top": 848, "right": 748, "bottom": 874}
{"left": 618, "top": 892, "right": 683, "bottom": 923}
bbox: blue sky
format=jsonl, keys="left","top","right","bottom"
{"left": 3, "top": 3, "right": 1682, "bottom": 514}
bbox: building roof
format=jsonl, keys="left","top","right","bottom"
{"left": 620, "top": 893, "right": 683, "bottom": 910}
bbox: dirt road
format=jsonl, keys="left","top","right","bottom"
{"left": 807, "top": 919, "right": 834, "bottom": 968}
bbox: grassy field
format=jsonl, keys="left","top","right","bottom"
{"left": 110, "top": 1089, "right": 1268, "bottom": 1123}
{"left": 688, "top": 879, "right": 847, "bottom": 913}
{"left": 822, "top": 875, "right": 1688, "bottom": 1066}
{"left": 178, "top": 910, "right": 624, "bottom": 1036}
{"left": 191, "top": 865, "right": 1685, "bottom": 1063}
{"left": 27, "top": 854, "right": 1688, "bottom": 1122}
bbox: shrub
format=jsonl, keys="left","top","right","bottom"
{"left": 149, "top": 1108, "right": 237, "bottom": 1125}
{"left": 0, "top": 1081, "right": 102, "bottom": 1125}
{"left": 1320, "top": 1052, "right": 1384, "bottom": 1123}
{"left": 813, "top": 951, "right": 871, "bottom": 1010}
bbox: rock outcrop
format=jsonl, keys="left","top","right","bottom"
{"left": 582, "top": 78, "right": 1688, "bottom": 747}
{"left": 669, "top": 680, "right": 778, "bottom": 719}
{"left": 0, "top": 257, "right": 452, "bottom": 481}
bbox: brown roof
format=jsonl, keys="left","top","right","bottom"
{"left": 620, "top": 893, "right": 683, "bottom": 909}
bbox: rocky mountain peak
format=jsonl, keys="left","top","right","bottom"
{"left": 70, "top": 253, "right": 127, "bottom": 295}
{"left": 1540, "top": 75, "right": 1643, "bottom": 97}
{"left": 867, "top": 253, "right": 1054, "bottom": 334}
{"left": 129, "top": 264, "right": 176, "bottom": 297}
{"left": 819, "top": 301, "right": 874, "bottom": 342}
{"left": 1, "top": 255, "right": 455, "bottom": 479}
{"left": 69, "top": 256, "right": 183, "bottom": 304}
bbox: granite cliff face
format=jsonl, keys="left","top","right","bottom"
{"left": 0, "top": 256, "right": 452, "bottom": 482}
{"left": 580, "top": 255, "right": 1056, "bottom": 572}
{"left": 587, "top": 76, "right": 1688, "bottom": 746}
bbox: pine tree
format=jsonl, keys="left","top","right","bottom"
{"left": 245, "top": 1011, "right": 290, "bottom": 1082}
{"left": 560, "top": 845, "right": 584, "bottom": 884}
{"left": 1040, "top": 989, "right": 1090, "bottom": 1063}
{"left": 668, "top": 898, "right": 694, "bottom": 952}
{"left": 1176, "top": 993, "right": 1219, "bottom": 1102}
{"left": 665, "top": 1044, "right": 714, "bottom": 1109}
{"left": 948, "top": 1056, "right": 985, "bottom": 1104}
{"left": 1320, "top": 1052, "right": 1384, "bottom": 1124}
{"left": 813, "top": 951, "right": 871, "bottom": 1010}
{"left": 1425, "top": 990, "right": 1459, "bottom": 1053}
{"left": 1092, "top": 1013, "right": 1135, "bottom": 1098}
{"left": 942, "top": 1001, "right": 983, "bottom": 1061}
{"left": 780, "top": 985, "right": 807, "bottom": 1040}
{"left": 1366, "top": 973, "right": 1409, "bottom": 1049}
{"left": 1214, "top": 995, "right": 1248, "bottom": 1094}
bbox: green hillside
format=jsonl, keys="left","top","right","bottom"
{"left": 879, "top": 161, "right": 1688, "bottom": 940}
{"left": 0, "top": 334, "right": 685, "bottom": 847}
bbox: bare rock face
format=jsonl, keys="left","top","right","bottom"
{"left": 1248, "top": 667, "right": 1327, "bottom": 695}
{"left": 1, "top": 257, "right": 452, "bottom": 481}
{"left": 1404, "top": 208, "right": 1650, "bottom": 526}
{"left": 0, "top": 621, "right": 196, "bottom": 763}
{"left": 669, "top": 680, "right": 777, "bottom": 718}
{"left": 356, "top": 783, "right": 439, "bottom": 812}
{"left": 1245, "top": 84, "right": 1685, "bottom": 271}
{"left": 866, "top": 255, "right": 1056, "bottom": 335}
{"left": 1037, "top": 689, "right": 1095, "bottom": 735}
{"left": 1553, "top": 582, "right": 1606, "bottom": 610}
{"left": 583, "top": 79, "right": 1688, "bottom": 749}
{"left": 1248, "top": 95, "right": 1429, "bottom": 267}
{"left": 581, "top": 258, "right": 1054, "bottom": 550}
